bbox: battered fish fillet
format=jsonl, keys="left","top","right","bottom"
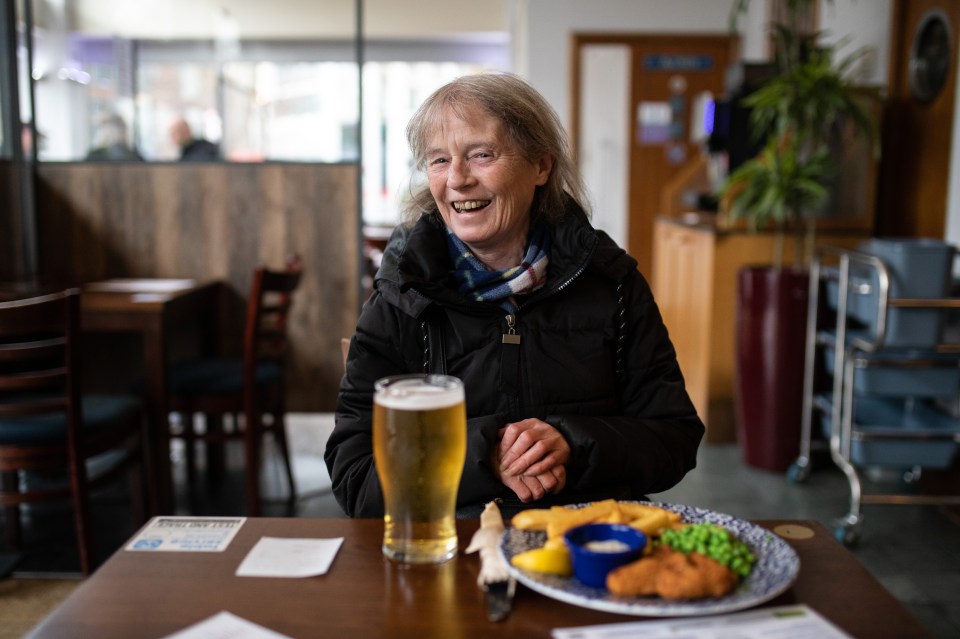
{"left": 656, "top": 551, "right": 738, "bottom": 599}
{"left": 605, "top": 545, "right": 670, "bottom": 597}
{"left": 606, "top": 547, "right": 738, "bottom": 600}
{"left": 605, "top": 554, "right": 660, "bottom": 596}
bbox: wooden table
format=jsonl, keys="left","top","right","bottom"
{"left": 26, "top": 518, "right": 929, "bottom": 638}
{"left": 80, "top": 279, "right": 220, "bottom": 514}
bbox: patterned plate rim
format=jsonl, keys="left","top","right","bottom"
{"left": 499, "top": 501, "right": 800, "bottom": 617}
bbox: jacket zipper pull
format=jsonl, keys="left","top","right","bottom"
{"left": 503, "top": 313, "right": 521, "bottom": 345}
{"left": 500, "top": 314, "right": 521, "bottom": 397}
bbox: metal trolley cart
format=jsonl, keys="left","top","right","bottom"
{"left": 791, "top": 241, "right": 960, "bottom": 545}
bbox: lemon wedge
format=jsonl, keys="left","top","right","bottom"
{"left": 510, "top": 547, "right": 572, "bottom": 576}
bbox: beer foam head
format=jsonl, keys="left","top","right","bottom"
{"left": 375, "top": 377, "right": 464, "bottom": 410}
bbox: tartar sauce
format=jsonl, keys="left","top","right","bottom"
{"left": 583, "top": 539, "right": 632, "bottom": 553}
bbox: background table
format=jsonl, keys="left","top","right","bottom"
{"left": 26, "top": 518, "right": 929, "bottom": 638}
{"left": 80, "top": 279, "right": 220, "bottom": 514}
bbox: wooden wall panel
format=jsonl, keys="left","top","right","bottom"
{"left": 877, "top": 0, "right": 959, "bottom": 238}
{"left": 35, "top": 162, "right": 359, "bottom": 411}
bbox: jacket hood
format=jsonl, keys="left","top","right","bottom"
{"left": 375, "top": 197, "right": 638, "bottom": 318}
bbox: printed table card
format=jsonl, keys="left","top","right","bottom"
{"left": 126, "top": 516, "right": 246, "bottom": 552}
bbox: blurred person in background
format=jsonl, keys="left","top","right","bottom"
{"left": 169, "top": 116, "right": 219, "bottom": 161}
{"left": 85, "top": 113, "right": 142, "bottom": 161}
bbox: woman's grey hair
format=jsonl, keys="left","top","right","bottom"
{"left": 401, "top": 72, "right": 590, "bottom": 225}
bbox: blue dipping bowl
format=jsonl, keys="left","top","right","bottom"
{"left": 564, "top": 523, "right": 647, "bottom": 589}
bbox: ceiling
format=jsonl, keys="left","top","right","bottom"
{"left": 46, "top": 0, "right": 510, "bottom": 40}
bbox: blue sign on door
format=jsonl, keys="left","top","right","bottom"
{"left": 644, "top": 55, "right": 714, "bottom": 72}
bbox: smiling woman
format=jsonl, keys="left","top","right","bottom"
{"left": 325, "top": 72, "right": 705, "bottom": 520}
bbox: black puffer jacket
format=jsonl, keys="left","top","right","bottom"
{"left": 325, "top": 200, "right": 704, "bottom": 518}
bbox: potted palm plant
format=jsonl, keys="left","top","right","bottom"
{"left": 722, "top": 0, "right": 879, "bottom": 472}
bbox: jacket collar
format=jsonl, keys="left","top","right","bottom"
{"left": 375, "top": 197, "right": 637, "bottom": 318}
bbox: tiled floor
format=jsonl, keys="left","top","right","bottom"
{"left": 3, "top": 413, "right": 959, "bottom": 637}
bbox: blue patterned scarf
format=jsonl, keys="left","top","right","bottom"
{"left": 446, "top": 222, "right": 551, "bottom": 312}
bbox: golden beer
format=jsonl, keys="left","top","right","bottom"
{"left": 373, "top": 375, "right": 466, "bottom": 563}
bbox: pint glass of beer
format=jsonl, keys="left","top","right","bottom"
{"left": 373, "top": 374, "right": 466, "bottom": 563}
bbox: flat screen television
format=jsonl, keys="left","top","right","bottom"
{"left": 708, "top": 63, "right": 776, "bottom": 174}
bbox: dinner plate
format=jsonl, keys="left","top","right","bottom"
{"left": 499, "top": 502, "right": 800, "bottom": 617}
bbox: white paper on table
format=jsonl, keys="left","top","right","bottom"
{"left": 86, "top": 278, "right": 196, "bottom": 293}
{"left": 126, "top": 517, "right": 246, "bottom": 552}
{"left": 161, "top": 611, "right": 293, "bottom": 639}
{"left": 131, "top": 293, "right": 173, "bottom": 303}
{"left": 236, "top": 536, "right": 344, "bottom": 578}
{"left": 551, "top": 605, "right": 854, "bottom": 639}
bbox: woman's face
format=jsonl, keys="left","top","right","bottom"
{"left": 425, "top": 104, "right": 553, "bottom": 268}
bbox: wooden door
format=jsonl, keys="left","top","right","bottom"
{"left": 876, "top": 0, "right": 960, "bottom": 238}
{"left": 573, "top": 35, "right": 735, "bottom": 277}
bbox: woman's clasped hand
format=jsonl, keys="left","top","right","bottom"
{"left": 496, "top": 418, "right": 571, "bottom": 502}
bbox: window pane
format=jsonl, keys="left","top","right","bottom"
{"left": 136, "top": 61, "right": 219, "bottom": 160}
{"left": 221, "top": 61, "right": 359, "bottom": 163}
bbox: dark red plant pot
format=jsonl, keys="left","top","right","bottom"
{"left": 734, "top": 266, "right": 809, "bottom": 472}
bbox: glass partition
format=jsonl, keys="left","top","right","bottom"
{"left": 23, "top": 0, "right": 508, "bottom": 225}
{"left": 219, "top": 60, "right": 359, "bottom": 163}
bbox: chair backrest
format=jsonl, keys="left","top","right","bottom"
{"left": 243, "top": 257, "right": 303, "bottom": 386}
{"left": 0, "top": 289, "right": 82, "bottom": 441}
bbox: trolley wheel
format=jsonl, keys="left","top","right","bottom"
{"left": 901, "top": 466, "right": 923, "bottom": 487}
{"left": 834, "top": 521, "right": 861, "bottom": 547}
{"left": 787, "top": 461, "right": 810, "bottom": 484}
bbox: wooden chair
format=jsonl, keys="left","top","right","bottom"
{"left": 166, "top": 258, "right": 303, "bottom": 516}
{"left": 0, "top": 289, "right": 146, "bottom": 575}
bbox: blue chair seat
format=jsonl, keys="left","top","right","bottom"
{"left": 0, "top": 394, "right": 142, "bottom": 446}
{"left": 167, "top": 358, "right": 282, "bottom": 396}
